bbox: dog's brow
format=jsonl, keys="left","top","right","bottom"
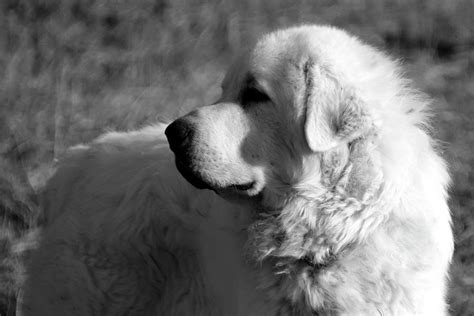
{"left": 242, "top": 73, "right": 266, "bottom": 92}
{"left": 244, "top": 73, "right": 257, "bottom": 87}
{"left": 239, "top": 73, "right": 271, "bottom": 106}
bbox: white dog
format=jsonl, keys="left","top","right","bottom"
{"left": 21, "top": 25, "right": 453, "bottom": 315}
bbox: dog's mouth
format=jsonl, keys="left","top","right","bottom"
{"left": 174, "top": 158, "right": 262, "bottom": 196}
{"left": 223, "top": 180, "right": 263, "bottom": 197}
{"left": 232, "top": 181, "right": 256, "bottom": 192}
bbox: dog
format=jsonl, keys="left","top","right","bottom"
{"left": 20, "top": 25, "right": 453, "bottom": 315}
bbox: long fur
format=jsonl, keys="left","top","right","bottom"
{"left": 20, "top": 25, "right": 453, "bottom": 316}
{"left": 245, "top": 27, "right": 453, "bottom": 315}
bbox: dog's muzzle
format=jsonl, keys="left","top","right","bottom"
{"left": 165, "top": 119, "right": 211, "bottom": 190}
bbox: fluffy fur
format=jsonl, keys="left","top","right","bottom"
{"left": 20, "top": 25, "right": 453, "bottom": 315}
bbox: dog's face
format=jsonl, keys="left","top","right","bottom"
{"left": 166, "top": 26, "right": 375, "bottom": 198}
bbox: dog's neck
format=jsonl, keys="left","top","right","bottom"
{"left": 245, "top": 135, "right": 387, "bottom": 310}
{"left": 248, "top": 180, "right": 384, "bottom": 260}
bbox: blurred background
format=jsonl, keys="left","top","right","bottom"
{"left": 0, "top": 0, "right": 472, "bottom": 315}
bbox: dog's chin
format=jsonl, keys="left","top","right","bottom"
{"left": 174, "top": 159, "right": 263, "bottom": 197}
{"left": 174, "top": 159, "right": 213, "bottom": 190}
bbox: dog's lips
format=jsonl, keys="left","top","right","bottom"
{"left": 174, "top": 158, "right": 262, "bottom": 196}
{"left": 223, "top": 181, "right": 263, "bottom": 197}
{"left": 232, "top": 181, "right": 256, "bottom": 191}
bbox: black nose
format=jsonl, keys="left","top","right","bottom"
{"left": 165, "top": 119, "right": 194, "bottom": 154}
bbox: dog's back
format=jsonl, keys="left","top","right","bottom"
{"left": 20, "top": 124, "right": 279, "bottom": 315}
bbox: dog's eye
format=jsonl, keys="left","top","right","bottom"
{"left": 240, "top": 87, "right": 270, "bottom": 105}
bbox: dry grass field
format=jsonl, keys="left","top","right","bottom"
{"left": 0, "top": 0, "right": 473, "bottom": 315}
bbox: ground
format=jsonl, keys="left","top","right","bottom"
{"left": 0, "top": 0, "right": 473, "bottom": 315}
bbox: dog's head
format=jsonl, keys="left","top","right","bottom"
{"left": 166, "top": 26, "right": 381, "bottom": 200}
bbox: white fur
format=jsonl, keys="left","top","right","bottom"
{"left": 20, "top": 123, "right": 282, "bottom": 315}
{"left": 21, "top": 25, "right": 453, "bottom": 315}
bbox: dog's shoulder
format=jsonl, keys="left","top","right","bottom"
{"left": 40, "top": 123, "right": 177, "bottom": 224}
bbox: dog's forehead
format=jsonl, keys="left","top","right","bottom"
{"left": 220, "top": 29, "right": 320, "bottom": 102}
{"left": 226, "top": 28, "right": 316, "bottom": 73}
{"left": 250, "top": 32, "right": 309, "bottom": 77}
{"left": 222, "top": 25, "right": 373, "bottom": 93}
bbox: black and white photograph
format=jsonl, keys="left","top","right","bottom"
{"left": 0, "top": 0, "right": 473, "bottom": 315}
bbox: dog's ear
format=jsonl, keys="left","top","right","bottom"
{"left": 303, "top": 60, "right": 372, "bottom": 152}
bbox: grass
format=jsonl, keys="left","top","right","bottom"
{"left": 0, "top": 0, "right": 473, "bottom": 314}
